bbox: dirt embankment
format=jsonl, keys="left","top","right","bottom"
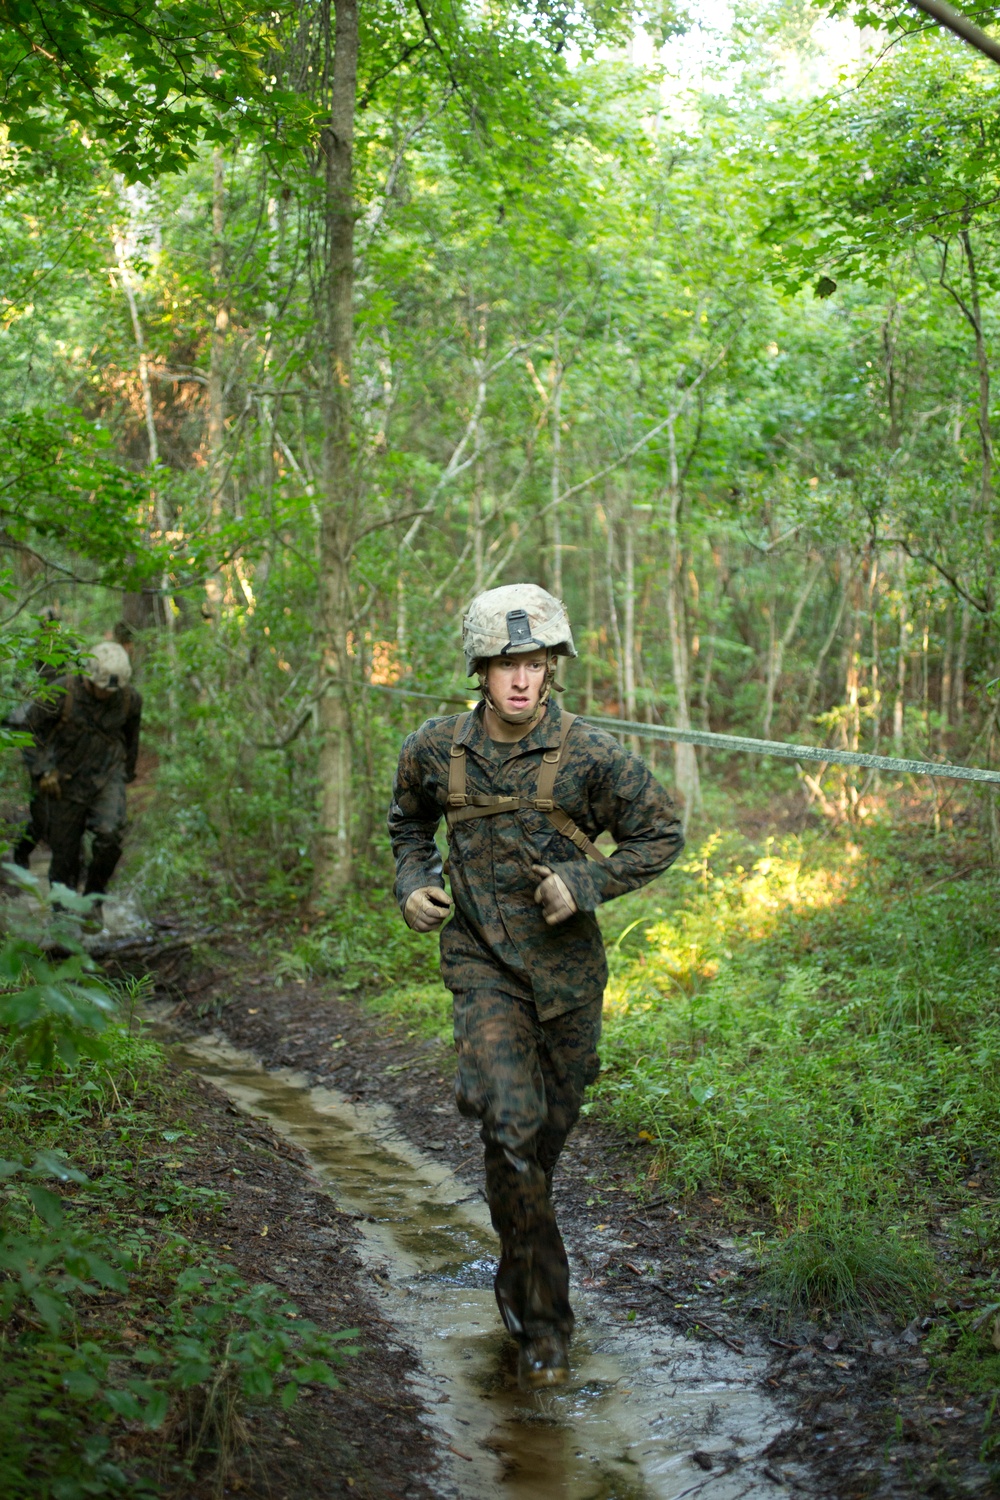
{"left": 173, "top": 951, "right": 999, "bottom": 1500}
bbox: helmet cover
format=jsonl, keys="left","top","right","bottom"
{"left": 462, "top": 584, "right": 576, "bottom": 675}
{"left": 84, "top": 641, "right": 132, "bottom": 691}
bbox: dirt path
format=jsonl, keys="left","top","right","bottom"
{"left": 172, "top": 955, "right": 997, "bottom": 1500}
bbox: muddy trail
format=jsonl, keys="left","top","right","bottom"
{"left": 154, "top": 947, "right": 997, "bottom": 1500}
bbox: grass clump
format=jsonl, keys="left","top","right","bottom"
{"left": 762, "top": 1211, "right": 936, "bottom": 1326}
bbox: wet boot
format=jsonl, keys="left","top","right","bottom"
{"left": 518, "top": 1331, "right": 570, "bottom": 1391}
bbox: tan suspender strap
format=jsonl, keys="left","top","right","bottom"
{"left": 534, "top": 710, "right": 576, "bottom": 809}
{"left": 443, "top": 708, "right": 609, "bottom": 864}
{"left": 533, "top": 710, "right": 609, "bottom": 863}
{"left": 544, "top": 806, "right": 609, "bottom": 863}
{"left": 447, "top": 713, "right": 472, "bottom": 809}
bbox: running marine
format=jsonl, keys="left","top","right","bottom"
{"left": 14, "top": 641, "right": 141, "bottom": 897}
{"left": 388, "top": 584, "right": 684, "bottom": 1390}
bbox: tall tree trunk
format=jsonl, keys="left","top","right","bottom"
{"left": 550, "top": 331, "right": 563, "bottom": 599}
{"left": 623, "top": 497, "right": 638, "bottom": 750}
{"left": 762, "top": 556, "right": 822, "bottom": 737}
{"left": 665, "top": 412, "right": 700, "bottom": 818}
{"left": 585, "top": 506, "right": 596, "bottom": 714}
{"left": 955, "top": 600, "right": 971, "bottom": 726}
{"left": 921, "top": 599, "right": 930, "bottom": 741}
{"left": 602, "top": 502, "right": 625, "bottom": 716}
{"left": 208, "top": 148, "right": 227, "bottom": 486}
{"left": 798, "top": 556, "right": 850, "bottom": 731}
{"left": 893, "top": 595, "right": 907, "bottom": 754}
{"left": 943, "top": 230, "right": 995, "bottom": 607}
{"left": 471, "top": 304, "right": 488, "bottom": 594}
{"left": 313, "top": 0, "right": 359, "bottom": 904}
{"left": 940, "top": 600, "right": 954, "bottom": 751}
{"left": 869, "top": 555, "right": 881, "bottom": 756}
{"left": 961, "top": 228, "right": 994, "bottom": 545}
{"left": 114, "top": 232, "right": 177, "bottom": 734}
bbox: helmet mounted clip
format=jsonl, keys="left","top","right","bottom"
{"left": 500, "top": 608, "right": 546, "bottom": 655}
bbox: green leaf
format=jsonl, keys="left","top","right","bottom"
{"left": 31, "top": 1288, "right": 67, "bottom": 1332}
{"left": 32, "top": 1150, "right": 88, "bottom": 1184}
{"left": 28, "top": 1185, "right": 64, "bottom": 1227}
{"left": 64, "top": 1370, "right": 100, "bottom": 1399}
{"left": 103, "top": 1389, "right": 143, "bottom": 1421}
{"left": 141, "top": 1389, "right": 170, "bottom": 1430}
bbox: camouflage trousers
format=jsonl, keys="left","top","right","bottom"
{"left": 14, "top": 779, "right": 127, "bottom": 894}
{"left": 453, "top": 987, "right": 602, "bottom": 1342}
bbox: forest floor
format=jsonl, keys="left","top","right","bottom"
{"left": 170, "top": 931, "right": 999, "bottom": 1500}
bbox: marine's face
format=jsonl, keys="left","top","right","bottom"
{"left": 484, "top": 648, "right": 549, "bottom": 719}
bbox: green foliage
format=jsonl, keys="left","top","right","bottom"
{"left": 595, "top": 827, "right": 1000, "bottom": 1236}
{"left": 0, "top": 867, "right": 118, "bottom": 1068}
{"left": 0, "top": 410, "right": 160, "bottom": 588}
{"left": 0, "top": 940, "right": 355, "bottom": 1496}
{"left": 0, "top": 0, "right": 292, "bottom": 180}
{"left": 275, "top": 887, "right": 442, "bottom": 995}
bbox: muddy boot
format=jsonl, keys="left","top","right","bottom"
{"left": 518, "top": 1331, "right": 570, "bottom": 1391}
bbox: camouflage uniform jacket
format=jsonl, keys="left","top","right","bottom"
{"left": 21, "top": 676, "right": 142, "bottom": 804}
{"left": 388, "top": 700, "right": 684, "bottom": 1019}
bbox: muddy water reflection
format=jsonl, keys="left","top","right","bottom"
{"left": 175, "top": 1032, "right": 792, "bottom": 1500}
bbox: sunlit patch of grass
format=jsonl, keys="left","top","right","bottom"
{"left": 592, "top": 824, "right": 1000, "bottom": 1253}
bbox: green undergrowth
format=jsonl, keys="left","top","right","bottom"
{"left": 0, "top": 893, "right": 355, "bottom": 1499}
{"left": 597, "top": 824, "right": 1000, "bottom": 1212}
{"left": 596, "top": 818, "right": 1000, "bottom": 1334}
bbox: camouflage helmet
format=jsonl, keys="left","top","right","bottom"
{"left": 84, "top": 641, "right": 132, "bottom": 691}
{"left": 462, "top": 584, "right": 576, "bottom": 676}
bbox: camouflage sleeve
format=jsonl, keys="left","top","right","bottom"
{"left": 22, "top": 688, "right": 63, "bottom": 739}
{"left": 18, "top": 684, "right": 67, "bottom": 775}
{"left": 388, "top": 728, "right": 445, "bottom": 912}
{"left": 550, "top": 737, "right": 684, "bottom": 913}
{"left": 124, "top": 690, "right": 142, "bottom": 783}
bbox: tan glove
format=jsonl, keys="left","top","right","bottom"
{"left": 37, "top": 771, "right": 61, "bottom": 798}
{"left": 532, "top": 864, "right": 577, "bottom": 926}
{"left": 403, "top": 886, "right": 453, "bottom": 933}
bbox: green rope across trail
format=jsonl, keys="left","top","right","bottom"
{"left": 362, "top": 682, "right": 1000, "bottom": 788}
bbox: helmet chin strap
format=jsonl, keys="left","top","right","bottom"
{"left": 478, "top": 655, "right": 557, "bottom": 727}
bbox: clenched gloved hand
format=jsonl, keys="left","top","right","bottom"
{"left": 37, "top": 771, "right": 61, "bottom": 798}
{"left": 532, "top": 864, "right": 577, "bottom": 926}
{"left": 403, "top": 886, "right": 453, "bottom": 933}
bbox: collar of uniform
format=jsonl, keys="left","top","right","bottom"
{"left": 456, "top": 699, "right": 564, "bottom": 757}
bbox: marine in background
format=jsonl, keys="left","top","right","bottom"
{"left": 13, "top": 642, "right": 142, "bottom": 898}
{"left": 388, "top": 584, "right": 684, "bottom": 1390}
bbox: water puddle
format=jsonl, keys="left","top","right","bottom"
{"left": 172, "top": 1030, "right": 794, "bottom": 1500}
